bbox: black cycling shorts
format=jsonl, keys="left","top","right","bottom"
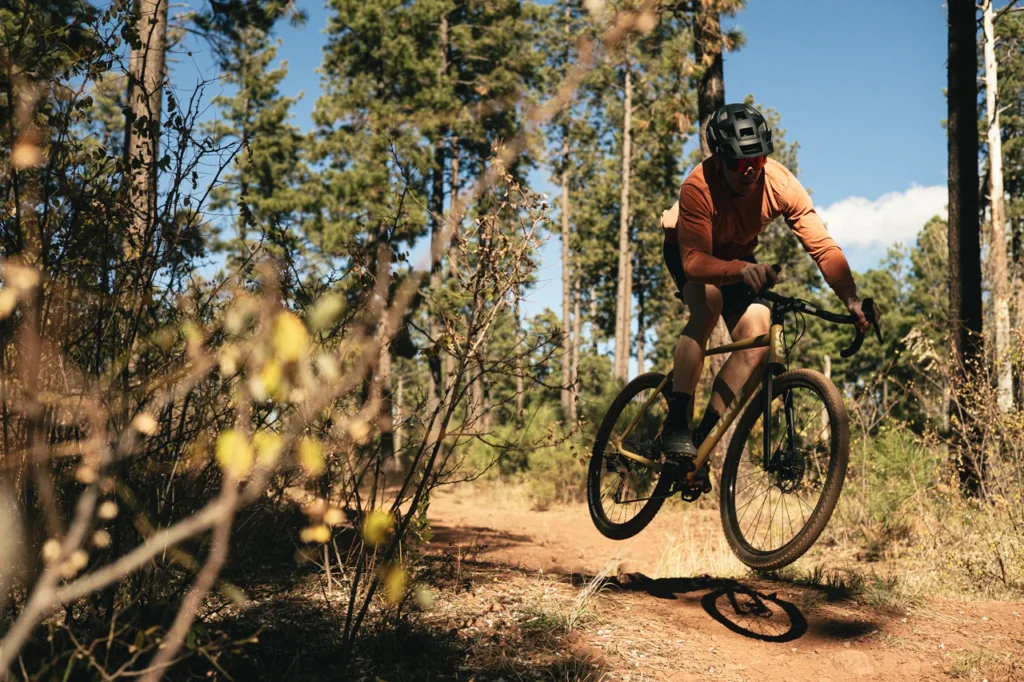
{"left": 662, "top": 236, "right": 759, "bottom": 319}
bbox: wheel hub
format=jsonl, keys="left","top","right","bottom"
{"left": 769, "top": 447, "right": 806, "bottom": 493}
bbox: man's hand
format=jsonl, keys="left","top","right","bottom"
{"left": 741, "top": 263, "right": 779, "bottom": 293}
{"left": 845, "top": 296, "right": 882, "bottom": 333}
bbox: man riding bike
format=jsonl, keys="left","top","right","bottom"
{"left": 659, "top": 103, "right": 881, "bottom": 462}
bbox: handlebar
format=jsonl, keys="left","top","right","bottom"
{"left": 758, "top": 264, "right": 883, "bottom": 358}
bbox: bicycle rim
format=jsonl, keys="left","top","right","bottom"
{"left": 588, "top": 373, "right": 671, "bottom": 539}
{"left": 721, "top": 370, "right": 848, "bottom": 569}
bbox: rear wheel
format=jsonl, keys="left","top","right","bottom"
{"left": 719, "top": 369, "right": 849, "bottom": 570}
{"left": 588, "top": 372, "right": 673, "bottom": 540}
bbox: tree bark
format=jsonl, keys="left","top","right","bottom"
{"left": 427, "top": 14, "right": 449, "bottom": 416}
{"left": 636, "top": 257, "right": 645, "bottom": 375}
{"left": 124, "top": 0, "right": 168, "bottom": 261}
{"left": 947, "top": 0, "right": 984, "bottom": 495}
{"left": 514, "top": 290, "right": 524, "bottom": 423}
{"left": 693, "top": 0, "right": 725, "bottom": 160}
{"left": 560, "top": 135, "right": 574, "bottom": 419}
{"left": 983, "top": 0, "right": 1013, "bottom": 412}
{"left": 394, "top": 372, "right": 404, "bottom": 458}
{"left": 376, "top": 233, "right": 395, "bottom": 469}
{"left": 614, "top": 57, "right": 633, "bottom": 383}
{"left": 571, "top": 284, "right": 581, "bottom": 423}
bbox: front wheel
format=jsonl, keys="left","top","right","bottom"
{"left": 588, "top": 372, "right": 673, "bottom": 540}
{"left": 719, "top": 369, "right": 849, "bottom": 570}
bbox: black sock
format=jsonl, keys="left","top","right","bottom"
{"left": 693, "top": 408, "right": 721, "bottom": 447}
{"left": 669, "top": 392, "right": 692, "bottom": 428}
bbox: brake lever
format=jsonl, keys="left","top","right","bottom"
{"left": 755, "top": 263, "right": 784, "bottom": 297}
{"left": 862, "top": 297, "right": 883, "bottom": 344}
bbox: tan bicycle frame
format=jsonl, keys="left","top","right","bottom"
{"left": 612, "top": 323, "right": 785, "bottom": 482}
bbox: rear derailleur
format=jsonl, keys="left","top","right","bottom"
{"left": 663, "top": 454, "right": 712, "bottom": 502}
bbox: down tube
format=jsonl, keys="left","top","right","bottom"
{"left": 690, "top": 364, "right": 764, "bottom": 475}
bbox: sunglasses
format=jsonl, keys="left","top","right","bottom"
{"left": 724, "top": 155, "right": 767, "bottom": 173}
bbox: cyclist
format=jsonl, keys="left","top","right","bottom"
{"left": 659, "top": 103, "right": 880, "bottom": 461}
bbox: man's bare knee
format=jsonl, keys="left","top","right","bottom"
{"left": 682, "top": 283, "right": 723, "bottom": 342}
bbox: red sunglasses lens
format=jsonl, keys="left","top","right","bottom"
{"left": 728, "top": 156, "right": 766, "bottom": 172}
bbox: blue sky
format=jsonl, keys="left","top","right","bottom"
{"left": 175, "top": 0, "right": 952, "bottom": 316}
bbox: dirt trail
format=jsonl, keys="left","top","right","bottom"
{"left": 427, "top": 486, "right": 1024, "bottom": 681}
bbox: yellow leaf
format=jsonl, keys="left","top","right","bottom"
{"left": 297, "top": 437, "right": 325, "bottom": 476}
{"left": 92, "top": 530, "right": 112, "bottom": 549}
{"left": 362, "top": 509, "right": 393, "bottom": 546}
{"left": 259, "top": 360, "right": 284, "bottom": 400}
{"left": 252, "top": 431, "right": 283, "bottom": 467}
{"left": 41, "top": 539, "right": 61, "bottom": 564}
{"left": 216, "top": 429, "right": 253, "bottom": 479}
{"left": 309, "top": 294, "right": 346, "bottom": 331}
{"left": 219, "top": 344, "right": 241, "bottom": 376}
{"left": 11, "top": 141, "right": 43, "bottom": 169}
{"left": 348, "top": 419, "right": 370, "bottom": 444}
{"left": 273, "top": 311, "right": 309, "bottom": 362}
{"left": 384, "top": 566, "right": 408, "bottom": 605}
{"left": 183, "top": 321, "right": 203, "bottom": 345}
{"left": 97, "top": 500, "right": 118, "bottom": 520}
{"left": 415, "top": 585, "right": 435, "bottom": 610}
{"left": 323, "top": 507, "right": 344, "bottom": 526}
{"left": 131, "top": 412, "right": 158, "bottom": 436}
{"left": 300, "top": 525, "right": 331, "bottom": 544}
{"left": 5, "top": 264, "right": 39, "bottom": 291}
{"left": 0, "top": 289, "right": 18, "bottom": 318}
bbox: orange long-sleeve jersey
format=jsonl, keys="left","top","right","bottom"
{"left": 661, "top": 156, "right": 857, "bottom": 301}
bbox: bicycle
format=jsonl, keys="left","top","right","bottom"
{"left": 586, "top": 272, "right": 882, "bottom": 571}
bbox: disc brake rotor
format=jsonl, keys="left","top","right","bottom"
{"left": 769, "top": 448, "right": 806, "bottom": 493}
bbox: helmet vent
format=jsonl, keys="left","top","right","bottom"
{"left": 739, "top": 143, "right": 763, "bottom": 155}
{"left": 739, "top": 127, "right": 754, "bottom": 137}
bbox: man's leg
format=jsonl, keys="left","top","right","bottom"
{"left": 663, "top": 282, "right": 723, "bottom": 455}
{"left": 693, "top": 303, "right": 771, "bottom": 446}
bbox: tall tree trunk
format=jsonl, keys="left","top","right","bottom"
{"left": 444, "top": 144, "right": 461, "bottom": 399}
{"left": 124, "top": 0, "right": 168, "bottom": 261}
{"left": 394, "top": 373, "right": 404, "bottom": 459}
{"left": 427, "top": 14, "right": 449, "bottom": 416}
{"left": 634, "top": 280, "right": 643, "bottom": 372}
{"left": 693, "top": 0, "right": 725, "bottom": 160}
{"left": 514, "top": 290, "right": 524, "bottom": 423}
{"left": 560, "top": 135, "right": 574, "bottom": 419}
{"left": 947, "top": 0, "right": 984, "bottom": 495}
{"left": 614, "top": 57, "right": 633, "bottom": 383}
{"left": 983, "top": 0, "right": 1013, "bottom": 412}
{"left": 376, "top": 232, "right": 395, "bottom": 469}
{"left": 570, "top": 284, "right": 581, "bottom": 423}
{"left": 636, "top": 266, "right": 645, "bottom": 375}
{"left": 693, "top": 0, "right": 731, "bottom": 375}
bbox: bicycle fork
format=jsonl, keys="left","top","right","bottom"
{"left": 763, "top": 322, "right": 787, "bottom": 472}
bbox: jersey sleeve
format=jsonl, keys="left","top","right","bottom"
{"left": 777, "top": 168, "right": 858, "bottom": 301}
{"left": 677, "top": 182, "right": 747, "bottom": 285}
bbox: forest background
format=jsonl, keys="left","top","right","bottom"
{"left": 0, "top": 0, "right": 1022, "bottom": 679}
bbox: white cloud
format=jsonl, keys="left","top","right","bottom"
{"left": 817, "top": 185, "right": 947, "bottom": 248}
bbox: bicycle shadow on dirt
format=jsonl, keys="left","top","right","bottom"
{"left": 578, "top": 572, "right": 879, "bottom": 644}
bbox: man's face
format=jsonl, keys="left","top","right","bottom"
{"left": 721, "top": 156, "right": 766, "bottom": 196}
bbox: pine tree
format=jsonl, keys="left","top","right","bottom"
{"left": 947, "top": 0, "right": 984, "bottom": 495}
{"left": 205, "top": 27, "right": 310, "bottom": 294}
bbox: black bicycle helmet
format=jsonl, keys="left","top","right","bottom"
{"left": 706, "top": 103, "right": 774, "bottom": 159}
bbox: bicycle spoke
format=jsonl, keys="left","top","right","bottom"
{"left": 728, "top": 380, "right": 841, "bottom": 555}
